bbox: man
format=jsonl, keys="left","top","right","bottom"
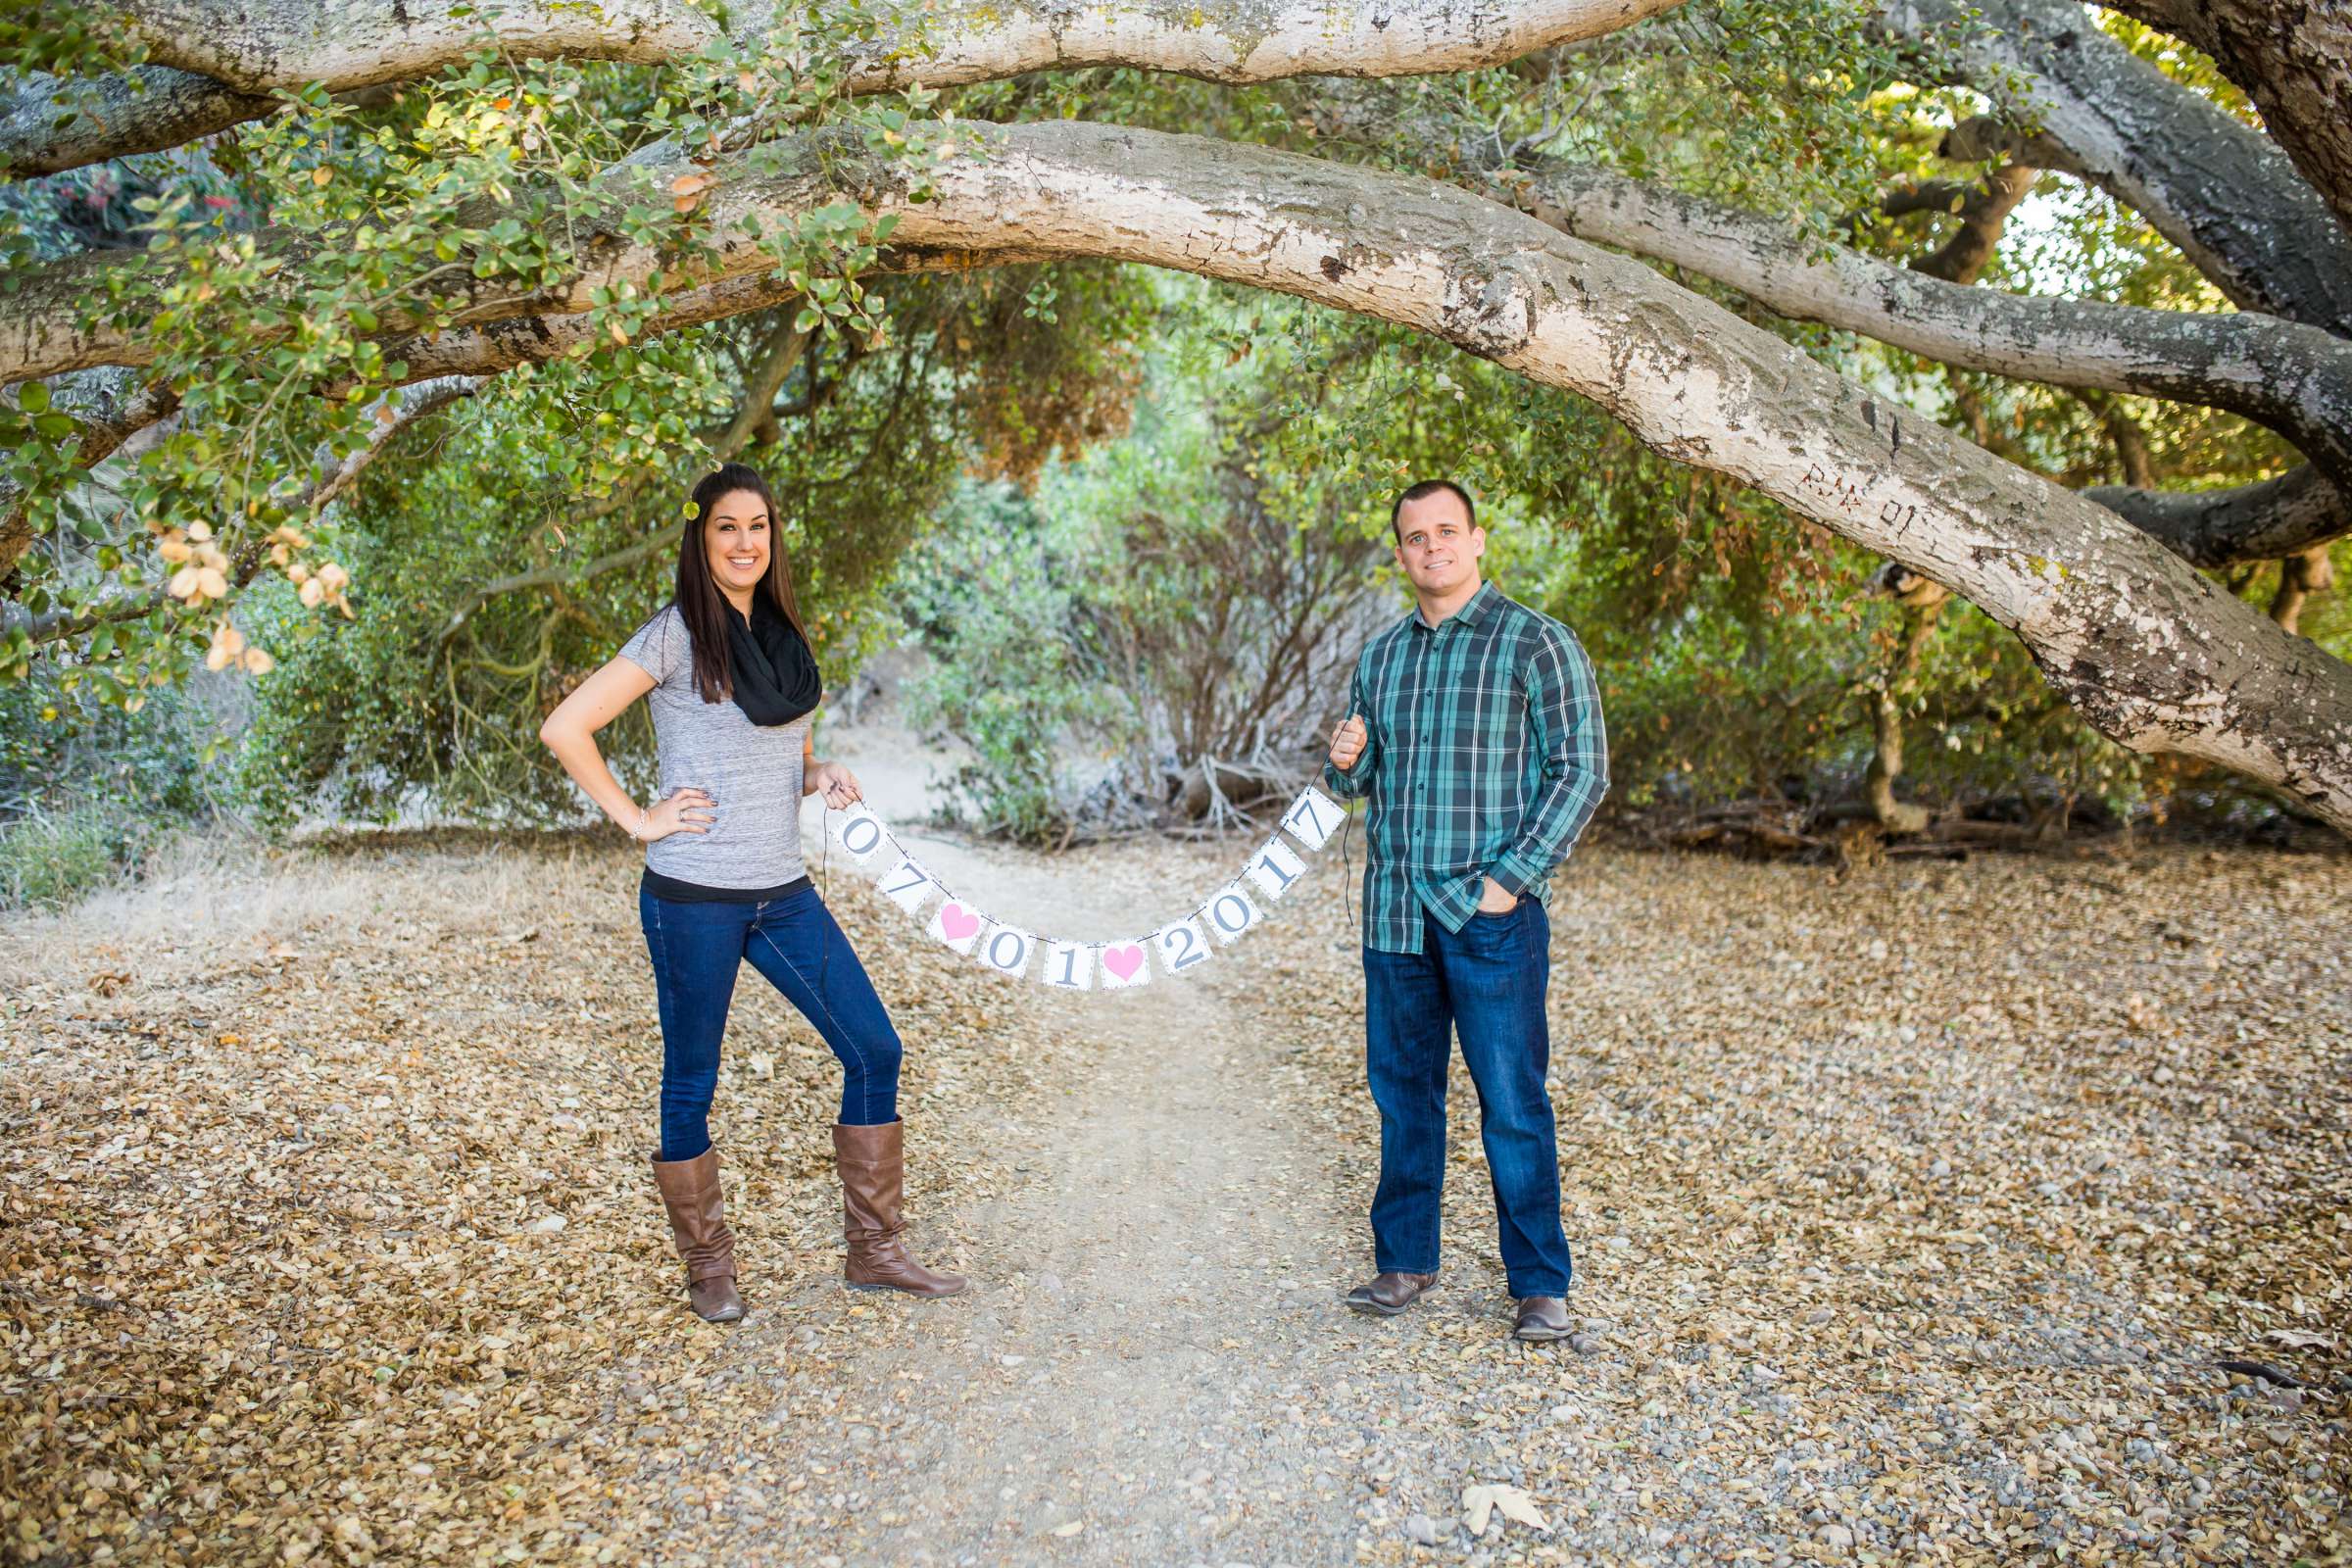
{"left": 1324, "top": 479, "right": 1608, "bottom": 1343}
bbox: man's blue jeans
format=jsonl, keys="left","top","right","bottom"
{"left": 640, "top": 882, "right": 902, "bottom": 1162}
{"left": 1363, "top": 898, "right": 1572, "bottom": 1298}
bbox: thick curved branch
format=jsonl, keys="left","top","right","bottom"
{"left": 1876, "top": 0, "right": 2352, "bottom": 337}
{"left": 2, "top": 0, "right": 1689, "bottom": 176}
{"left": 2083, "top": 465, "right": 2350, "bottom": 568}
{"left": 2097, "top": 0, "right": 2352, "bottom": 239}
{"left": 1906, "top": 163, "right": 2037, "bottom": 285}
{"left": 1513, "top": 165, "right": 2352, "bottom": 494}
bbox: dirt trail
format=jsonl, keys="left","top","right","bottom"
{"left": 648, "top": 731, "right": 1393, "bottom": 1564}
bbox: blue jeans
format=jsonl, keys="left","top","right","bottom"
{"left": 639, "top": 883, "right": 903, "bottom": 1162}
{"left": 1362, "top": 899, "right": 1572, "bottom": 1298}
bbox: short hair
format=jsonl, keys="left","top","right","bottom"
{"left": 1391, "top": 479, "right": 1476, "bottom": 540}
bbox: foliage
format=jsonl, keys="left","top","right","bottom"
{"left": 895, "top": 480, "right": 1124, "bottom": 841}
{"left": 0, "top": 661, "right": 229, "bottom": 906}
{"left": 1, "top": 0, "right": 2343, "bottom": 854}
{"left": 3, "top": 5, "right": 952, "bottom": 707}
{"left": 220, "top": 260, "right": 1149, "bottom": 830}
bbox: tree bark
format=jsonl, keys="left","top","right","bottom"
{"left": 1906, "top": 164, "right": 2038, "bottom": 286}
{"left": 1, "top": 0, "right": 1690, "bottom": 175}
{"left": 2269, "top": 545, "right": 2335, "bottom": 635}
{"left": 2098, "top": 0, "right": 2352, "bottom": 239}
{"left": 1512, "top": 164, "right": 2352, "bottom": 497}
{"left": 104, "top": 0, "right": 713, "bottom": 91}
{"left": 0, "top": 67, "right": 274, "bottom": 177}
{"left": 1877, "top": 0, "right": 2352, "bottom": 337}
{"left": 2083, "top": 464, "right": 2350, "bottom": 567}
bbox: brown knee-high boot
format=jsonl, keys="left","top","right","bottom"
{"left": 832, "top": 1120, "right": 966, "bottom": 1298}
{"left": 650, "top": 1148, "right": 746, "bottom": 1322}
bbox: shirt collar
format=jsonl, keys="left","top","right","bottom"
{"left": 1412, "top": 578, "right": 1499, "bottom": 634}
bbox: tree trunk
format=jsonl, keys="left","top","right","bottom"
{"left": 1877, "top": 0, "right": 2352, "bottom": 336}
{"left": 2270, "top": 546, "right": 2336, "bottom": 635}
{"left": 1863, "top": 586, "right": 1946, "bottom": 833}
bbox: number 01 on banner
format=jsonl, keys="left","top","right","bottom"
{"left": 828, "top": 799, "right": 1341, "bottom": 996}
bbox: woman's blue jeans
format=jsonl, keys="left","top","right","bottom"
{"left": 1362, "top": 898, "right": 1573, "bottom": 1298}
{"left": 639, "top": 882, "right": 902, "bottom": 1162}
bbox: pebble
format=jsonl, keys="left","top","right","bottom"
{"left": 1402, "top": 1513, "right": 1442, "bottom": 1546}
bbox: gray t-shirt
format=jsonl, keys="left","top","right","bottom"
{"left": 617, "top": 605, "right": 809, "bottom": 890}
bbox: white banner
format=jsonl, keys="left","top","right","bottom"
{"left": 826, "top": 788, "right": 1343, "bottom": 996}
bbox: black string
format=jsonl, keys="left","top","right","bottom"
{"left": 1340, "top": 799, "right": 1355, "bottom": 937}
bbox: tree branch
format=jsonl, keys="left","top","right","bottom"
{"left": 1511, "top": 163, "right": 2352, "bottom": 495}
{"left": 2, "top": 0, "right": 1690, "bottom": 176}
{"left": 2082, "top": 465, "right": 2350, "bottom": 568}
{"left": 0, "top": 67, "right": 274, "bottom": 177}
{"left": 1873, "top": 0, "right": 2352, "bottom": 336}
{"left": 1908, "top": 163, "right": 2037, "bottom": 286}
{"left": 2096, "top": 0, "right": 2352, "bottom": 239}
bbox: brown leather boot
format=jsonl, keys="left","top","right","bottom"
{"left": 650, "top": 1148, "right": 746, "bottom": 1323}
{"left": 833, "top": 1120, "right": 966, "bottom": 1298}
{"left": 1345, "top": 1271, "right": 1439, "bottom": 1316}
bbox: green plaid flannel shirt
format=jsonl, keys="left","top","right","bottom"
{"left": 1323, "top": 580, "right": 1609, "bottom": 955}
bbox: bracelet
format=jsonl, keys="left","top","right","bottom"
{"left": 629, "top": 804, "right": 648, "bottom": 842}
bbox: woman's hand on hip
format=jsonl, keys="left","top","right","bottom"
{"left": 642, "top": 788, "right": 714, "bottom": 841}
{"left": 808, "top": 761, "right": 862, "bottom": 809}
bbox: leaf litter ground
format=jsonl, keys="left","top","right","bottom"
{"left": 1, "top": 830, "right": 2345, "bottom": 1566}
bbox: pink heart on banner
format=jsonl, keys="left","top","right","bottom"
{"left": 1102, "top": 944, "right": 1146, "bottom": 981}
{"left": 939, "top": 903, "right": 982, "bottom": 941}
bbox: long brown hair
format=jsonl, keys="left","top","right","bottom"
{"left": 673, "top": 463, "right": 810, "bottom": 705}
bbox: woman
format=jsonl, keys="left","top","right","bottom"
{"left": 539, "top": 462, "right": 964, "bottom": 1322}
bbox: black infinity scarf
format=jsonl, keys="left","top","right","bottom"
{"left": 721, "top": 592, "right": 822, "bottom": 726}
